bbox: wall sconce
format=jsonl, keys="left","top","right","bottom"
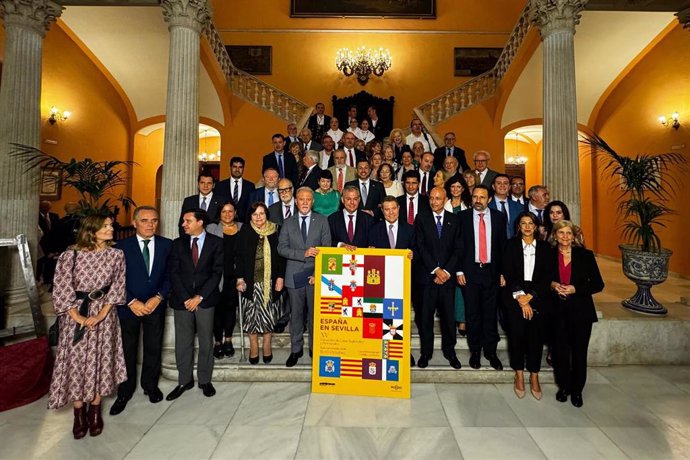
{"left": 335, "top": 46, "right": 391, "bottom": 85}
{"left": 48, "top": 106, "right": 71, "bottom": 125}
{"left": 658, "top": 112, "right": 680, "bottom": 130}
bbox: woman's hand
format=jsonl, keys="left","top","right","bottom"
{"left": 236, "top": 278, "right": 247, "bottom": 292}
{"left": 275, "top": 277, "right": 284, "bottom": 292}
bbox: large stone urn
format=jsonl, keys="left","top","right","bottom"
{"left": 619, "top": 244, "right": 673, "bottom": 316}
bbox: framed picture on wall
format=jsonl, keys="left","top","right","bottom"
{"left": 225, "top": 45, "right": 272, "bottom": 75}
{"left": 39, "top": 168, "right": 62, "bottom": 201}
{"left": 454, "top": 48, "right": 503, "bottom": 77}
{"left": 291, "top": 0, "right": 436, "bottom": 18}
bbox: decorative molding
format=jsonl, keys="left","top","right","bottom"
{"left": 0, "top": 0, "right": 63, "bottom": 37}
{"left": 215, "top": 28, "right": 512, "bottom": 35}
{"left": 677, "top": 7, "right": 690, "bottom": 30}
{"left": 161, "top": 0, "right": 211, "bottom": 34}
{"left": 529, "top": 0, "right": 587, "bottom": 38}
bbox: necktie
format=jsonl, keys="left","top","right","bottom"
{"left": 500, "top": 201, "right": 509, "bottom": 233}
{"left": 447, "top": 148, "right": 452, "bottom": 157}
{"left": 347, "top": 214, "right": 354, "bottom": 242}
{"left": 337, "top": 168, "right": 344, "bottom": 192}
{"left": 233, "top": 180, "right": 239, "bottom": 203}
{"left": 536, "top": 209, "right": 543, "bottom": 225}
{"left": 285, "top": 204, "right": 292, "bottom": 219}
{"left": 421, "top": 173, "right": 428, "bottom": 195}
{"left": 301, "top": 216, "right": 308, "bottom": 243}
{"left": 201, "top": 196, "right": 207, "bottom": 211}
{"left": 142, "top": 239, "right": 151, "bottom": 275}
{"left": 361, "top": 182, "right": 368, "bottom": 204}
{"left": 388, "top": 224, "right": 396, "bottom": 249}
{"left": 268, "top": 191, "right": 275, "bottom": 206}
{"left": 348, "top": 149, "right": 355, "bottom": 167}
{"left": 408, "top": 197, "right": 415, "bottom": 225}
{"left": 191, "top": 237, "right": 199, "bottom": 268}
{"left": 278, "top": 154, "right": 285, "bottom": 178}
{"left": 436, "top": 215, "right": 442, "bottom": 238}
{"left": 479, "top": 213, "right": 488, "bottom": 264}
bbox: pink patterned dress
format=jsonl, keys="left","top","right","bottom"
{"left": 48, "top": 247, "right": 127, "bottom": 409}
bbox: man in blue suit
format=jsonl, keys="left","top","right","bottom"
{"left": 488, "top": 174, "right": 524, "bottom": 238}
{"left": 110, "top": 206, "right": 173, "bottom": 416}
{"left": 327, "top": 185, "right": 374, "bottom": 248}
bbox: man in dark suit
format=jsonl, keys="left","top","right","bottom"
{"left": 110, "top": 206, "right": 173, "bottom": 416}
{"left": 178, "top": 172, "right": 225, "bottom": 236}
{"left": 299, "top": 150, "right": 322, "bottom": 191}
{"left": 248, "top": 168, "right": 281, "bottom": 209}
{"left": 458, "top": 185, "right": 508, "bottom": 370}
{"left": 473, "top": 150, "right": 500, "bottom": 187}
{"left": 414, "top": 187, "right": 463, "bottom": 369}
{"left": 340, "top": 131, "right": 366, "bottom": 168}
{"left": 489, "top": 174, "right": 525, "bottom": 238}
{"left": 262, "top": 133, "right": 298, "bottom": 185}
{"left": 366, "top": 105, "right": 388, "bottom": 141}
{"left": 166, "top": 209, "right": 224, "bottom": 400}
{"left": 340, "top": 104, "right": 359, "bottom": 132}
{"left": 397, "top": 170, "right": 431, "bottom": 226}
{"left": 307, "top": 102, "right": 331, "bottom": 144}
{"left": 269, "top": 178, "right": 297, "bottom": 227}
{"left": 327, "top": 185, "right": 374, "bottom": 248}
{"left": 345, "top": 159, "right": 385, "bottom": 219}
{"left": 215, "top": 156, "right": 255, "bottom": 223}
{"left": 418, "top": 152, "right": 436, "bottom": 196}
{"left": 38, "top": 201, "right": 60, "bottom": 286}
{"left": 299, "top": 128, "right": 322, "bottom": 153}
{"left": 319, "top": 135, "right": 337, "bottom": 170}
{"left": 434, "top": 131, "right": 470, "bottom": 173}
{"left": 284, "top": 122, "right": 300, "bottom": 148}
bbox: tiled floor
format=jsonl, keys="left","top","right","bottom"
{"left": 1, "top": 366, "right": 689, "bottom": 459}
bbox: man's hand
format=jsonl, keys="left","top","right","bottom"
{"left": 129, "top": 300, "right": 147, "bottom": 317}
{"left": 184, "top": 295, "right": 202, "bottom": 312}
{"left": 457, "top": 274, "right": 467, "bottom": 286}
{"left": 434, "top": 268, "right": 450, "bottom": 283}
{"left": 275, "top": 277, "right": 284, "bottom": 292}
{"left": 304, "top": 247, "right": 319, "bottom": 258}
{"left": 236, "top": 278, "right": 247, "bottom": 292}
{"left": 500, "top": 275, "right": 506, "bottom": 288}
{"left": 517, "top": 294, "right": 533, "bottom": 306}
{"left": 343, "top": 244, "right": 357, "bottom": 252}
{"left": 362, "top": 210, "right": 374, "bottom": 216}
{"left": 407, "top": 250, "right": 413, "bottom": 260}
{"left": 308, "top": 276, "right": 315, "bottom": 286}
{"left": 143, "top": 296, "right": 161, "bottom": 314}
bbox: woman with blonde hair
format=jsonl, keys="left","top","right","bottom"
{"left": 389, "top": 128, "right": 411, "bottom": 162}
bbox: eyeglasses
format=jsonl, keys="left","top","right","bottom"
{"left": 511, "top": 183, "right": 524, "bottom": 187}
{"left": 474, "top": 159, "right": 488, "bottom": 163}
{"left": 278, "top": 187, "right": 293, "bottom": 193}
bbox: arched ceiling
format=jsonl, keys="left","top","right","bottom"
{"left": 60, "top": 6, "right": 224, "bottom": 125}
{"left": 501, "top": 11, "right": 675, "bottom": 130}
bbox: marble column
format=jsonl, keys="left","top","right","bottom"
{"left": 530, "top": 0, "right": 587, "bottom": 224}
{"left": 0, "top": 0, "right": 62, "bottom": 309}
{"left": 159, "top": 0, "right": 211, "bottom": 238}
{"left": 677, "top": 7, "right": 690, "bottom": 31}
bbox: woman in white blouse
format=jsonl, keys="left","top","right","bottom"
{"left": 377, "top": 163, "right": 403, "bottom": 197}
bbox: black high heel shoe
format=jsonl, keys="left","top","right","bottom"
{"left": 249, "top": 355, "right": 259, "bottom": 365}
{"left": 263, "top": 354, "right": 273, "bottom": 364}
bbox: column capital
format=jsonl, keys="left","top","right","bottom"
{"left": 529, "top": 0, "right": 587, "bottom": 38}
{"left": 0, "top": 0, "right": 62, "bottom": 37}
{"left": 161, "top": 0, "right": 211, "bottom": 34}
{"left": 677, "top": 7, "right": 690, "bottom": 31}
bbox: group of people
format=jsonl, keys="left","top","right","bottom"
{"left": 45, "top": 107, "right": 604, "bottom": 441}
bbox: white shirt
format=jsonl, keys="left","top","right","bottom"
{"left": 231, "top": 178, "right": 244, "bottom": 201}
{"left": 338, "top": 210, "right": 358, "bottom": 246}
{"left": 406, "top": 132, "right": 437, "bottom": 152}
{"left": 264, "top": 188, "right": 278, "bottom": 206}
{"left": 326, "top": 129, "right": 344, "bottom": 145}
{"left": 320, "top": 150, "right": 334, "bottom": 169}
{"left": 493, "top": 197, "right": 511, "bottom": 221}
{"left": 522, "top": 239, "right": 536, "bottom": 282}
{"left": 444, "top": 199, "right": 468, "bottom": 213}
{"left": 406, "top": 193, "right": 420, "bottom": 220}
{"left": 136, "top": 234, "right": 155, "bottom": 275}
{"left": 298, "top": 212, "right": 312, "bottom": 235}
{"left": 303, "top": 141, "right": 314, "bottom": 151}
{"left": 316, "top": 115, "right": 325, "bottom": 126}
{"left": 476, "top": 169, "right": 488, "bottom": 185}
{"left": 343, "top": 147, "right": 358, "bottom": 167}
{"left": 511, "top": 194, "right": 525, "bottom": 205}
{"left": 528, "top": 203, "right": 544, "bottom": 220}
{"left": 472, "top": 209, "right": 493, "bottom": 263}
{"left": 282, "top": 199, "right": 295, "bottom": 219}
{"left": 199, "top": 192, "right": 213, "bottom": 209}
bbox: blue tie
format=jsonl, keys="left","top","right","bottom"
{"left": 436, "top": 215, "right": 442, "bottom": 238}
{"left": 268, "top": 191, "right": 275, "bottom": 206}
{"left": 277, "top": 154, "right": 285, "bottom": 178}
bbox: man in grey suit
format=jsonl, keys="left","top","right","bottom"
{"left": 473, "top": 150, "right": 500, "bottom": 187}
{"left": 278, "top": 187, "right": 332, "bottom": 367}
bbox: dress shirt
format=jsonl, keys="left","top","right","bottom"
{"left": 232, "top": 178, "right": 244, "bottom": 201}
{"left": 264, "top": 188, "right": 278, "bottom": 206}
{"left": 495, "top": 197, "right": 511, "bottom": 221}
{"left": 430, "top": 211, "right": 450, "bottom": 277}
{"left": 528, "top": 203, "right": 544, "bottom": 221}
{"left": 283, "top": 199, "right": 295, "bottom": 219}
{"left": 406, "top": 133, "right": 437, "bottom": 152}
{"left": 189, "top": 231, "right": 207, "bottom": 256}
{"left": 359, "top": 179, "right": 371, "bottom": 201}
{"left": 316, "top": 115, "right": 325, "bottom": 126}
{"left": 303, "top": 141, "right": 313, "bottom": 151}
{"left": 344, "top": 147, "right": 357, "bottom": 167}
{"left": 522, "top": 239, "right": 536, "bottom": 282}
{"left": 136, "top": 234, "right": 155, "bottom": 276}
{"left": 199, "top": 192, "right": 213, "bottom": 209}
{"left": 338, "top": 210, "right": 358, "bottom": 247}
{"left": 472, "top": 209, "right": 492, "bottom": 263}
{"left": 385, "top": 220, "right": 398, "bottom": 248}
{"left": 406, "top": 193, "right": 420, "bottom": 220}
{"left": 419, "top": 170, "right": 431, "bottom": 194}
{"left": 511, "top": 195, "right": 525, "bottom": 205}
{"left": 320, "top": 150, "right": 334, "bottom": 169}
{"left": 476, "top": 169, "right": 488, "bottom": 185}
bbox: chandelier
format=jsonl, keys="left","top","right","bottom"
{"left": 335, "top": 46, "right": 391, "bottom": 85}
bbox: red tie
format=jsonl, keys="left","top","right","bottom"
{"left": 192, "top": 237, "right": 199, "bottom": 268}
{"left": 479, "top": 213, "right": 488, "bottom": 264}
{"left": 408, "top": 197, "right": 414, "bottom": 225}
{"left": 337, "top": 168, "right": 344, "bottom": 192}
{"left": 348, "top": 149, "right": 355, "bottom": 167}
{"left": 347, "top": 214, "right": 354, "bottom": 242}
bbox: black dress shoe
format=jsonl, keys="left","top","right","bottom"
{"left": 410, "top": 355, "right": 415, "bottom": 367}
{"left": 286, "top": 350, "right": 303, "bottom": 367}
{"left": 144, "top": 387, "right": 164, "bottom": 403}
{"left": 109, "top": 395, "right": 130, "bottom": 416}
{"left": 223, "top": 341, "right": 235, "bottom": 357}
{"left": 309, "top": 350, "right": 313, "bottom": 358}
{"left": 199, "top": 382, "right": 216, "bottom": 397}
{"left": 556, "top": 389, "right": 569, "bottom": 403}
{"left": 469, "top": 352, "right": 481, "bottom": 369}
{"left": 273, "top": 323, "right": 286, "bottom": 333}
{"left": 447, "top": 355, "right": 462, "bottom": 369}
{"left": 570, "top": 392, "right": 583, "bottom": 407}
{"left": 417, "top": 355, "right": 429, "bottom": 368}
{"left": 213, "top": 343, "right": 224, "bottom": 359}
{"left": 263, "top": 354, "right": 273, "bottom": 364}
{"left": 486, "top": 355, "right": 503, "bottom": 371}
{"left": 166, "top": 381, "right": 194, "bottom": 401}
{"left": 249, "top": 355, "right": 259, "bottom": 365}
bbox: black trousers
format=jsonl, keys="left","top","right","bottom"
{"left": 118, "top": 312, "right": 164, "bottom": 398}
{"left": 411, "top": 282, "right": 424, "bottom": 339}
{"left": 214, "top": 283, "right": 238, "bottom": 342}
{"left": 462, "top": 268, "right": 500, "bottom": 356}
{"left": 419, "top": 282, "right": 456, "bottom": 359}
{"left": 504, "top": 299, "right": 544, "bottom": 373}
{"left": 553, "top": 300, "right": 593, "bottom": 394}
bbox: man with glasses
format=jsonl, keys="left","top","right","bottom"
{"left": 406, "top": 118, "right": 437, "bottom": 153}
{"left": 510, "top": 176, "right": 527, "bottom": 206}
{"left": 473, "top": 150, "right": 499, "bottom": 187}
{"left": 434, "top": 131, "right": 469, "bottom": 173}
{"left": 269, "top": 179, "right": 297, "bottom": 226}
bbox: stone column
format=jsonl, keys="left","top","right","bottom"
{"left": 159, "top": 0, "right": 211, "bottom": 238}
{"left": 0, "top": 0, "right": 62, "bottom": 309}
{"left": 530, "top": 0, "right": 587, "bottom": 224}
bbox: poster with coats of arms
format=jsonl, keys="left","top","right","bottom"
{"left": 312, "top": 247, "right": 411, "bottom": 399}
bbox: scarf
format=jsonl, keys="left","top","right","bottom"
{"left": 251, "top": 220, "right": 277, "bottom": 306}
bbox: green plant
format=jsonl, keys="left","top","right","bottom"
{"left": 581, "top": 134, "right": 686, "bottom": 252}
{"left": 10, "top": 143, "right": 137, "bottom": 217}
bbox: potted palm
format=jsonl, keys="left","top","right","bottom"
{"left": 581, "top": 134, "right": 686, "bottom": 315}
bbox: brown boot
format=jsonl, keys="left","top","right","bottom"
{"left": 87, "top": 403, "right": 104, "bottom": 437}
{"left": 72, "top": 406, "right": 88, "bottom": 439}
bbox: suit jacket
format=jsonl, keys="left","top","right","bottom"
{"left": 413, "top": 210, "right": 461, "bottom": 286}
{"left": 168, "top": 233, "right": 224, "bottom": 310}
{"left": 269, "top": 200, "right": 297, "bottom": 226}
{"left": 457, "top": 208, "right": 508, "bottom": 282}
{"left": 262, "top": 151, "right": 298, "bottom": 185}
{"left": 367, "top": 117, "right": 388, "bottom": 141}
{"left": 115, "top": 235, "right": 173, "bottom": 319}
{"left": 370, "top": 220, "right": 415, "bottom": 252}
{"left": 39, "top": 211, "right": 61, "bottom": 253}
{"left": 179, "top": 193, "right": 225, "bottom": 236}
{"left": 501, "top": 237, "right": 554, "bottom": 313}
{"left": 285, "top": 135, "right": 300, "bottom": 149}
{"left": 299, "top": 165, "right": 322, "bottom": 191}
{"left": 301, "top": 140, "right": 323, "bottom": 153}
{"left": 248, "top": 187, "right": 279, "bottom": 209}
{"left": 277, "top": 212, "right": 332, "bottom": 289}
{"left": 551, "top": 246, "right": 604, "bottom": 324}
{"left": 215, "top": 178, "right": 255, "bottom": 223}
{"left": 328, "top": 165, "right": 356, "bottom": 187}
{"left": 478, "top": 168, "right": 500, "bottom": 187}
{"left": 489, "top": 197, "right": 525, "bottom": 238}
{"left": 328, "top": 210, "right": 374, "bottom": 248}
{"left": 433, "top": 146, "right": 470, "bottom": 173}
{"left": 319, "top": 150, "right": 336, "bottom": 169}
{"left": 397, "top": 194, "right": 430, "bottom": 224}
{"left": 234, "top": 225, "right": 285, "bottom": 300}
{"left": 345, "top": 179, "right": 386, "bottom": 218}
{"left": 307, "top": 114, "right": 331, "bottom": 142}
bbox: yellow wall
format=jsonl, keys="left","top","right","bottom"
{"left": 132, "top": 129, "right": 164, "bottom": 212}
{"left": 590, "top": 24, "right": 690, "bottom": 276}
